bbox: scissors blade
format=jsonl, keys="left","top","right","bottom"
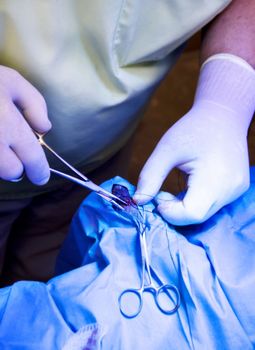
{"left": 35, "top": 131, "right": 127, "bottom": 207}
{"left": 36, "top": 132, "right": 91, "bottom": 182}
{"left": 49, "top": 168, "right": 126, "bottom": 210}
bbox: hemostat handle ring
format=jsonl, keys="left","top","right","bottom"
{"left": 118, "top": 289, "right": 143, "bottom": 319}
{"left": 155, "top": 284, "right": 181, "bottom": 315}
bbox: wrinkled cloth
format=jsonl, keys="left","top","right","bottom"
{"left": 1, "top": 170, "right": 255, "bottom": 349}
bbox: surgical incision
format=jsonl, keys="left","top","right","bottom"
{"left": 111, "top": 184, "right": 137, "bottom": 212}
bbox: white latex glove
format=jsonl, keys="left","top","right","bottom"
{"left": 134, "top": 54, "right": 255, "bottom": 225}
{"left": 0, "top": 66, "right": 51, "bottom": 184}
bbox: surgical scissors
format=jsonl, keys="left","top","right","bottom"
{"left": 118, "top": 208, "right": 181, "bottom": 318}
{"left": 35, "top": 132, "right": 127, "bottom": 210}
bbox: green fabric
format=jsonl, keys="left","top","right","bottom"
{"left": 0, "top": 0, "right": 231, "bottom": 198}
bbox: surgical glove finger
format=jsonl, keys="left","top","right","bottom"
{"left": 10, "top": 105, "right": 50, "bottom": 185}
{"left": 155, "top": 175, "right": 220, "bottom": 226}
{"left": 0, "top": 65, "right": 51, "bottom": 185}
{"left": 133, "top": 139, "right": 178, "bottom": 205}
{"left": 0, "top": 144, "right": 24, "bottom": 181}
{"left": 0, "top": 66, "right": 52, "bottom": 133}
{"left": 156, "top": 162, "right": 250, "bottom": 225}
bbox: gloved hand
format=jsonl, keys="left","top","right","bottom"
{"left": 0, "top": 65, "right": 51, "bottom": 185}
{"left": 134, "top": 54, "right": 255, "bottom": 225}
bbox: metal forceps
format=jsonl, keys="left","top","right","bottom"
{"left": 35, "top": 132, "right": 126, "bottom": 210}
{"left": 118, "top": 209, "right": 181, "bottom": 318}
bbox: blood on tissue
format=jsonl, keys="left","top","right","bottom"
{"left": 111, "top": 184, "right": 137, "bottom": 213}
